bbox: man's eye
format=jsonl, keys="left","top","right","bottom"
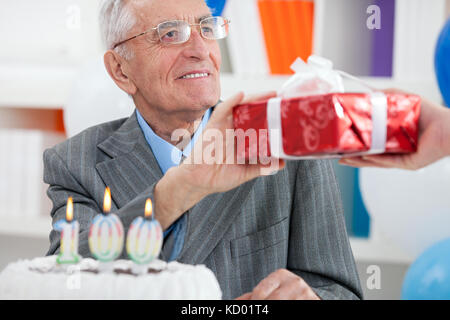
{"left": 162, "top": 30, "right": 178, "bottom": 40}
{"left": 202, "top": 27, "right": 214, "bottom": 34}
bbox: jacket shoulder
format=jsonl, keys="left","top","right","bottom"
{"left": 45, "top": 117, "right": 129, "bottom": 160}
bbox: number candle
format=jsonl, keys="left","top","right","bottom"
{"left": 55, "top": 197, "right": 81, "bottom": 265}
{"left": 126, "top": 198, "right": 162, "bottom": 271}
{"left": 88, "top": 187, "right": 124, "bottom": 265}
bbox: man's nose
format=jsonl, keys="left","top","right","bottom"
{"left": 182, "top": 27, "right": 210, "bottom": 60}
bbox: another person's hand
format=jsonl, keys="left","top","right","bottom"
{"left": 339, "top": 89, "right": 450, "bottom": 170}
{"left": 235, "top": 269, "right": 320, "bottom": 300}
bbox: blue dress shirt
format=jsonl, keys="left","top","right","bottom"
{"left": 136, "top": 108, "right": 212, "bottom": 261}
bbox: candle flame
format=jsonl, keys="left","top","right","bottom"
{"left": 103, "top": 187, "right": 111, "bottom": 213}
{"left": 66, "top": 197, "right": 73, "bottom": 222}
{"left": 145, "top": 198, "right": 152, "bottom": 218}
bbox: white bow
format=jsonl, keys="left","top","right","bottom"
{"left": 278, "top": 55, "right": 345, "bottom": 99}
{"left": 267, "top": 55, "right": 387, "bottom": 159}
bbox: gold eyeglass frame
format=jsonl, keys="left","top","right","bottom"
{"left": 112, "top": 16, "right": 231, "bottom": 49}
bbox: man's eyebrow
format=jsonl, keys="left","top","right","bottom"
{"left": 153, "top": 14, "right": 213, "bottom": 26}
{"left": 197, "top": 14, "right": 213, "bottom": 22}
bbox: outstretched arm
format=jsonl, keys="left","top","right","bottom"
{"left": 340, "top": 89, "right": 450, "bottom": 170}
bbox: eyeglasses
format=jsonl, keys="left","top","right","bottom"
{"left": 112, "top": 16, "right": 230, "bottom": 49}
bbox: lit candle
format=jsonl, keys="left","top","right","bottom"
{"left": 54, "top": 197, "right": 81, "bottom": 265}
{"left": 126, "top": 198, "right": 162, "bottom": 272}
{"left": 88, "top": 187, "right": 124, "bottom": 267}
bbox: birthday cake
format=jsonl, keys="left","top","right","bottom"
{"left": 0, "top": 255, "right": 222, "bottom": 300}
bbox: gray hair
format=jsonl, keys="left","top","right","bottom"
{"left": 99, "top": 0, "right": 137, "bottom": 59}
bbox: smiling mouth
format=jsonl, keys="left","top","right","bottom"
{"left": 178, "top": 72, "right": 210, "bottom": 80}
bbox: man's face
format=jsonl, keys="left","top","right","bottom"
{"left": 125, "top": 0, "right": 222, "bottom": 118}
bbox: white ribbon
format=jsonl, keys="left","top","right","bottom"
{"left": 367, "top": 92, "right": 388, "bottom": 154}
{"left": 267, "top": 97, "right": 301, "bottom": 159}
{"left": 266, "top": 55, "right": 388, "bottom": 159}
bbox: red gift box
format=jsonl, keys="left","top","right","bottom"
{"left": 232, "top": 92, "right": 421, "bottom": 160}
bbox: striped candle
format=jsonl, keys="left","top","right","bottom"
{"left": 88, "top": 213, "right": 124, "bottom": 262}
{"left": 126, "top": 199, "right": 162, "bottom": 265}
{"left": 88, "top": 187, "right": 124, "bottom": 262}
{"left": 55, "top": 197, "right": 81, "bottom": 265}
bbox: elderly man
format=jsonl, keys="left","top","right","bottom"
{"left": 44, "top": 0, "right": 362, "bottom": 300}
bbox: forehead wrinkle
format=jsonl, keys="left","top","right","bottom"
{"left": 130, "top": 0, "right": 212, "bottom": 26}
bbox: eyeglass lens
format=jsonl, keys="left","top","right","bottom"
{"left": 157, "top": 17, "right": 229, "bottom": 44}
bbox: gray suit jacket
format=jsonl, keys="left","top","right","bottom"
{"left": 44, "top": 110, "right": 363, "bottom": 300}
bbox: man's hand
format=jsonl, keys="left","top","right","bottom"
{"left": 154, "top": 92, "right": 286, "bottom": 230}
{"left": 235, "top": 269, "right": 320, "bottom": 300}
{"left": 178, "top": 91, "right": 285, "bottom": 194}
{"left": 339, "top": 89, "right": 450, "bottom": 170}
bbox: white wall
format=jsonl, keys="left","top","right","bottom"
{"left": 0, "top": 0, "right": 103, "bottom": 66}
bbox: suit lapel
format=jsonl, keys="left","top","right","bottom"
{"left": 96, "top": 111, "right": 163, "bottom": 209}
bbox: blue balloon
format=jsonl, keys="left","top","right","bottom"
{"left": 402, "top": 237, "right": 450, "bottom": 300}
{"left": 205, "top": 0, "right": 226, "bottom": 16}
{"left": 435, "top": 18, "right": 450, "bottom": 108}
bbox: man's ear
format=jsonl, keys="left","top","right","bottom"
{"left": 103, "top": 50, "right": 137, "bottom": 95}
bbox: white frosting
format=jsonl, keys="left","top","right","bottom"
{"left": 0, "top": 256, "right": 222, "bottom": 300}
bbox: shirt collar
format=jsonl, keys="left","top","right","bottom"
{"left": 136, "top": 108, "right": 212, "bottom": 175}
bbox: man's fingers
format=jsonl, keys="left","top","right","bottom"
{"left": 259, "top": 158, "right": 286, "bottom": 176}
{"left": 250, "top": 269, "right": 320, "bottom": 300}
{"left": 213, "top": 91, "right": 277, "bottom": 121}
{"left": 250, "top": 276, "right": 281, "bottom": 300}
{"left": 241, "top": 158, "right": 286, "bottom": 184}
{"left": 213, "top": 92, "right": 245, "bottom": 119}
{"left": 265, "top": 278, "right": 312, "bottom": 300}
{"left": 235, "top": 292, "right": 252, "bottom": 300}
{"left": 241, "top": 91, "right": 277, "bottom": 104}
{"left": 250, "top": 270, "right": 285, "bottom": 300}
